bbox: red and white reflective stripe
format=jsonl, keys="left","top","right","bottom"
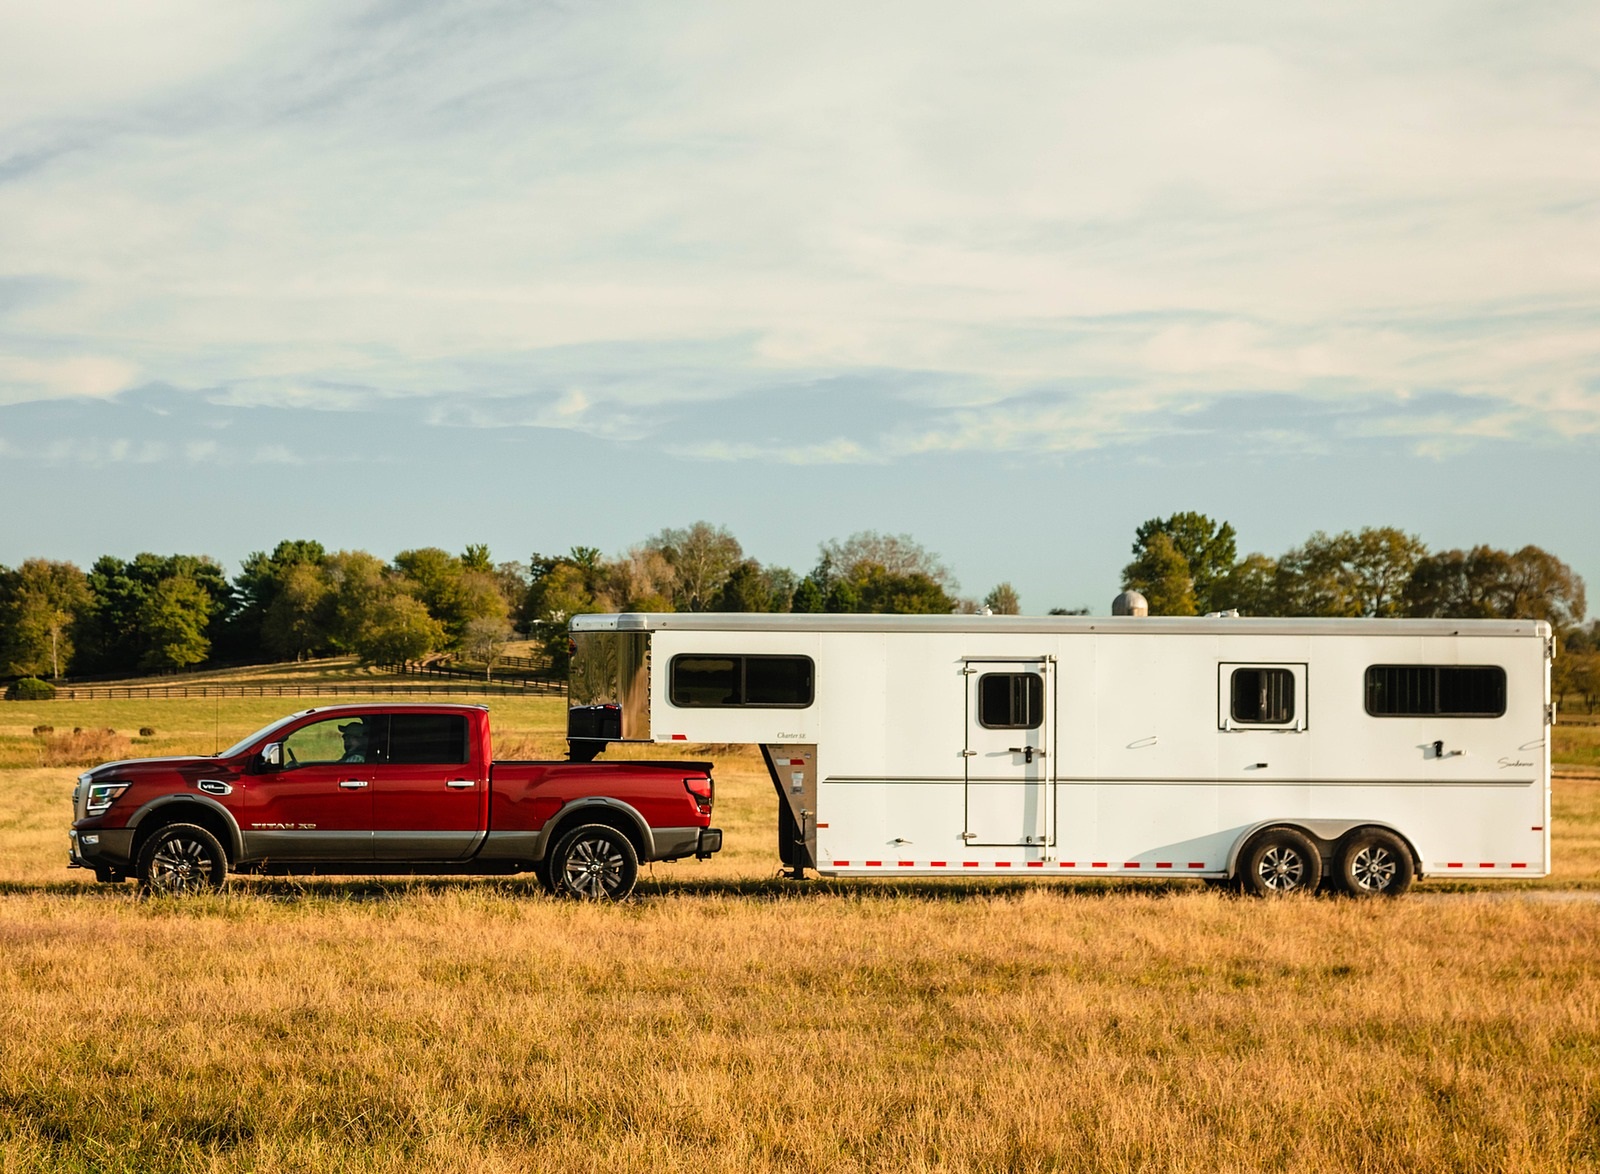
{"left": 670, "top": 734, "right": 687, "bottom": 740}
{"left": 825, "top": 859, "right": 1232, "bottom": 872}
{"left": 1441, "top": 862, "right": 1531, "bottom": 869}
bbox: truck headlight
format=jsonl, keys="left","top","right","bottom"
{"left": 85, "top": 783, "right": 130, "bottom": 817}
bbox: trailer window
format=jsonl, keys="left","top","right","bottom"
{"left": 669, "top": 655, "right": 814, "bottom": 707}
{"left": 1365, "top": 666, "right": 1506, "bottom": 717}
{"left": 978, "top": 673, "right": 1043, "bottom": 729}
{"left": 1231, "top": 668, "right": 1295, "bottom": 725}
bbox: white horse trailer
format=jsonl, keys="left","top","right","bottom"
{"left": 565, "top": 614, "right": 1554, "bottom": 895}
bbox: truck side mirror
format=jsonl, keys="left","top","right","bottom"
{"left": 261, "top": 742, "right": 283, "bottom": 771}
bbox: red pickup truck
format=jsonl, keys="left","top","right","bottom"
{"left": 67, "top": 703, "right": 720, "bottom": 899}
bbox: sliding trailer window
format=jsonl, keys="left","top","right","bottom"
{"left": 1365, "top": 665, "right": 1506, "bottom": 717}
{"left": 669, "top": 655, "right": 815, "bottom": 708}
{"left": 977, "top": 672, "right": 1044, "bottom": 730}
{"left": 1218, "top": 663, "right": 1307, "bottom": 731}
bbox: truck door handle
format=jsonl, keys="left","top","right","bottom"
{"left": 339, "top": 779, "right": 369, "bottom": 789}
{"left": 445, "top": 779, "right": 475, "bottom": 789}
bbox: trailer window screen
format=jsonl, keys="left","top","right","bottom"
{"left": 978, "top": 673, "right": 1043, "bottom": 729}
{"left": 669, "top": 655, "right": 814, "bottom": 708}
{"left": 1365, "top": 666, "right": 1506, "bottom": 717}
{"left": 1231, "top": 668, "right": 1295, "bottom": 724}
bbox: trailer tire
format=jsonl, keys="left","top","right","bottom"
{"left": 137, "top": 822, "right": 228, "bottom": 895}
{"left": 1238, "top": 828, "right": 1322, "bottom": 896}
{"left": 550, "top": 823, "right": 638, "bottom": 901}
{"left": 1334, "top": 828, "right": 1414, "bottom": 897}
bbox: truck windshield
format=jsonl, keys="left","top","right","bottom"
{"left": 217, "top": 713, "right": 310, "bottom": 759}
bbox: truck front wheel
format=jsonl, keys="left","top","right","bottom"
{"left": 550, "top": 823, "right": 638, "bottom": 901}
{"left": 137, "top": 823, "right": 228, "bottom": 895}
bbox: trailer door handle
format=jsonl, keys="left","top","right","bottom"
{"left": 445, "top": 779, "right": 475, "bottom": 789}
{"left": 339, "top": 779, "right": 369, "bottom": 789}
{"left": 1008, "top": 746, "right": 1044, "bottom": 763}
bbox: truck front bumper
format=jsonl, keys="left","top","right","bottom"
{"left": 69, "top": 826, "right": 136, "bottom": 875}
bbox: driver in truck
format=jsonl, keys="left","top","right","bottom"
{"left": 338, "top": 721, "right": 370, "bottom": 763}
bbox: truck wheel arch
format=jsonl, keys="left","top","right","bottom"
{"left": 536, "top": 798, "right": 652, "bottom": 864}
{"left": 1224, "top": 818, "right": 1422, "bottom": 883}
{"left": 127, "top": 797, "right": 243, "bottom": 863}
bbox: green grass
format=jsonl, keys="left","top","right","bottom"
{"left": 2, "top": 691, "right": 1600, "bottom": 1171}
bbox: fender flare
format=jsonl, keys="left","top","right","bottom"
{"left": 1225, "top": 818, "right": 1421, "bottom": 878}
{"left": 125, "top": 795, "right": 245, "bottom": 861}
{"left": 535, "top": 797, "right": 654, "bottom": 862}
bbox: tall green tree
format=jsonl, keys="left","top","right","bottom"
{"left": 136, "top": 575, "right": 214, "bottom": 670}
{"left": 649, "top": 523, "right": 743, "bottom": 611}
{"left": 75, "top": 553, "right": 232, "bottom": 675}
{"left": 261, "top": 561, "right": 334, "bottom": 661}
{"left": 228, "top": 540, "right": 327, "bottom": 658}
{"left": 983, "top": 583, "right": 1021, "bottom": 615}
{"left": 1122, "top": 532, "right": 1198, "bottom": 616}
{"left": 1404, "top": 545, "right": 1585, "bottom": 628}
{"left": 1130, "top": 513, "right": 1236, "bottom": 613}
{"left": 0, "top": 560, "right": 91, "bottom": 678}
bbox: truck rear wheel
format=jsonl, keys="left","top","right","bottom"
{"left": 550, "top": 823, "right": 638, "bottom": 901}
{"left": 137, "top": 822, "right": 228, "bottom": 895}
{"left": 1238, "top": 828, "right": 1322, "bottom": 896}
{"left": 1334, "top": 828, "right": 1414, "bottom": 897}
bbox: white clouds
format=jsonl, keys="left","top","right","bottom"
{"left": 0, "top": 0, "right": 1596, "bottom": 461}
{"left": 0, "top": 355, "right": 137, "bottom": 403}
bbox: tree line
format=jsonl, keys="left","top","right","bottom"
{"left": 1120, "top": 511, "right": 1598, "bottom": 711}
{"left": 0, "top": 527, "right": 988, "bottom": 682}
{"left": 0, "top": 517, "right": 1593, "bottom": 708}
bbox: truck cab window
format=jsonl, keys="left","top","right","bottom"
{"left": 978, "top": 673, "right": 1042, "bottom": 729}
{"left": 281, "top": 715, "right": 388, "bottom": 767}
{"left": 388, "top": 714, "right": 469, "bottom": 764}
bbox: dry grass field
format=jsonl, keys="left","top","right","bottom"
{"left": 1, "top": 690, "right": 1598, "bottom": 1172}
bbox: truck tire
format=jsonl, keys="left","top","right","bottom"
{"left": 137, "top": 822, "right": 228, "bottom": 895}
{"left": 1238, "top": 827, "right": 1321, "bottom": 896}
{"left": 532, "top": 854, "right": 556, "bottom": 894}
{"left": 550, "top": 823, "right": 638, "bottom": 901}
{"left": 1333, "top": 828, "right": 1414, "bottom": 897}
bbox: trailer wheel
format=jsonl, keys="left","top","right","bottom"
{"left": 1238, "top": 828, "right": 1322, "bottom": 896}
{"left": 1334, "top": 829, "right": 1414, "bottom": 897}
{"left": 550, "top": 823, "right": 638, "bottom": 901}
{"left": 137, "top": 822, "right": 228, "bottom": 895}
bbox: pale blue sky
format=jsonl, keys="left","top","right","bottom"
{"left": 1, "top": 1, "right": 1596, "bottom": 612}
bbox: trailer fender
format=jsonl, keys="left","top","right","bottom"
{"left": 1225, "top": 819, "right": 1422, "bottom": 879}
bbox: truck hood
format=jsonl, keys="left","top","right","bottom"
{"left": 86, "top": 756, "right": 227, "bottom": 779}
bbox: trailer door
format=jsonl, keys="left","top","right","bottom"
{"left": 963, "top": 658, "right": 1054, "bottom": 848}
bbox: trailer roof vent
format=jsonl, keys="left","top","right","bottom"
{"left": 1111, "top": 590, "right": 1148, "bottom": 617}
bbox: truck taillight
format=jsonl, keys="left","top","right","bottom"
{"left": 684, "top": 776, "right": 713, "bottom": 812}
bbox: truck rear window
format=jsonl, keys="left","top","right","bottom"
{"left": 670, "top": 655, "right": 814, "bottom": 708}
